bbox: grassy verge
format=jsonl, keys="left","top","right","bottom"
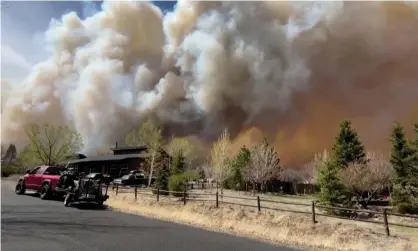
{"left": 107, "top": 191, "right": 417, "bottom": 251}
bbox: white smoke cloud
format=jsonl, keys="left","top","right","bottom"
{"left": 2, "top": 1, "right": 418, "bottom": 163}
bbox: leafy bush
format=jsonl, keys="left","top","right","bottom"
{"left": 396, "top": 202, "right": 418, "bottom": 214}
{"left": 1, "top": 165, "right": 16, "bottom": 177}
{"left": 168, "top": 173, "right": 189, "bottom": 197}
{"left": 1, "top": 165, "right": 24, "bottom": 177}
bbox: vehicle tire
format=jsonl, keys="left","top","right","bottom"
{"left": 64, "top": 193, "right": 72, "bottom": 207}
{"left": 15, "top": 181, "right": 26, "bottom": 195}
{"left": 98, "top": 201, "right": 103, "bottom": 208}
{"left": 40, "top": 183, "right": 51, "bottom": 200}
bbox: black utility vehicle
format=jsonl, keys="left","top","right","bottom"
{"left": 64, "top": 172, "right": 109, "bottom": 207}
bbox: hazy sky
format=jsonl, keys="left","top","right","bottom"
{"left": 1, "top": 1, "right": 176, "bottom": 85}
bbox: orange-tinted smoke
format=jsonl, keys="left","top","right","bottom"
{"left": 231, "top": 2, "right": 418, "bottom": 166}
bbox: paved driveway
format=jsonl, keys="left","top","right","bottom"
{"left": 1, "top": 181, "right": 300, "bottom": 251}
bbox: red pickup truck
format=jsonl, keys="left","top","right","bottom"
{"left": 15, "top": 165, "right": 65, "bottom": 200}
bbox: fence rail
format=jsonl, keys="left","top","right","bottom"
{"left": 110, "top": 184, "right": 418, "bottom": 236}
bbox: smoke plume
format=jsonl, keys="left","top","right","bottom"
{"left": 2, "top": 1, "right": 418, "bottom": 165}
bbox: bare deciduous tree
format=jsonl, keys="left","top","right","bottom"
{"left": 303, "top": 148, "right": 331, "bottom": 185}
{"left": 300, "top": 162, "right": 319, "bottom": 185}
{"left": 200, "top": 160, "right": 213, "bottom": 179}
{"left": 21, "top": 123, "right": 83, "bottom": 165}
{"left": 126, "top": 119, "right": 164, "bottom": 187}
{"left": 246, "top": 138, "right": 281, "bottom": 194}
{"left": 210, "top": 129, "right": 233, "bottom": 195}
{"left": 166, "top": 136, "right": 195, "bottom": 169}
{"left": 340, "top": 159, "right": 393, "bottom": 209}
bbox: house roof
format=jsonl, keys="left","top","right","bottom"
{"left": 110, "top": 146, "right": 147, "bottom": 151}
{"left": 60, "top": 153, "right": 148, "bottom": 165}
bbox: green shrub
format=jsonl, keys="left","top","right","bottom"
{"left": 396, "top": 202, "right": 418, "bottom": 214}
{"left": 0, "top": 165, "right": 22, "bottom": 177}
{"left": 168, "top": 173, "right": 189, "bottom": 197}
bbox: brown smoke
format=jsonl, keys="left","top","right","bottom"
{"left": 1, "top": 1, "right": 418, "bottom": 165}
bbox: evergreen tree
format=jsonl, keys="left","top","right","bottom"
{"left": 390, "top": 122, "right": 417, "bottom": 209}
{"left": 316, "top": 159, "right": 349, "bottom": 206}
{"left": 227, "top": 146, "right": 250, "bottom": 190}
{"left": 171, "top": 150, "right": 186, "bottom": 175}
{"left": 409, "top": 122, "right": 418, "bottom": 211}
{"left": 411, "top": 122, "right": 418, "bottom": 150}
{"left": 332, "top": 120, "right": 367, "bottom": 168}
{"left": 153, "top": 149, "right": 170, "bottom": 191}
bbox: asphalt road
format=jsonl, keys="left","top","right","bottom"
{"left": 1, "top": 181, "right": 300, "bottom": 251}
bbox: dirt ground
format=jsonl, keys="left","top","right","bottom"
{"left": 108, "top": 189, "right": 418, "bottom": 251}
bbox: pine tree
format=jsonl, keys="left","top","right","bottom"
{"left": 332, "top": 120, "right": 367, "bottom": 168}
{"left": 171, "top": 150, "right": 186, "bottom": 175}
{"left": 390, "top": 122, "right": 417, "bottom": 209}
{"left": 153, "top": 149, "right": 170, "bottom": 192}
{"left": 227, "top": 146, "right": 250, "bottom": 190}
{"left": 316, "top": 159, "right": 349, "bottom": 206}
{"left": 406, "top": 122, "right": 418, "bottom": 210}
{"left": 411, "top": 122, "right": 418, "bottom": 150}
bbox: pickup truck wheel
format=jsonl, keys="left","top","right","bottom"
{"left": 15, "top": 181, "right": 26, "bottom": 195}
{"left": 40, "top": 184, "right": 51, "bottom": 200}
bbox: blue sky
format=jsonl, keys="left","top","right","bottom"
{"left": 1, "top": 1, "right": 177, "bottom": 84}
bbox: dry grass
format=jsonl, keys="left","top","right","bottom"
{"left": 108, "top": 189, "right": 418, "bottom": 251}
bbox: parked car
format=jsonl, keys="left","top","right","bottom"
{"left": 15, "top": 165, "right": 68, "bottom": 200}
{"left": 112, "top": 172, "right": 146, "bottom": 188}
{"left": 128, "top": 170, "right": 145, "bottom": 176}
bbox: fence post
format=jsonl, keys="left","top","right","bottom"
{"left": 257, "top": 196, "right": 261, "bottom": 211}
{"left": 157, "top": 188, "right": 160, "bottom": 202}
{"left": 183, "top": 190, "right": 187, "bottom": 205}
{"left": 383, "top": 209, "right": 390, "bottom": 236}
{"left": 116, "top": 184, "right": 119, "bottom": 196}
{"left": 134, "top": 185, "right": 138, "bottom": 200}
{"left": 216, "top": 192, "right": 219, "bottom": 208}
{"left": 312, "top": 201, "right": 316, "bottom": 223}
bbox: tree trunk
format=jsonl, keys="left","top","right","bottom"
{"left": 148, "top": 151, "right": 156, "bottom": 187}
